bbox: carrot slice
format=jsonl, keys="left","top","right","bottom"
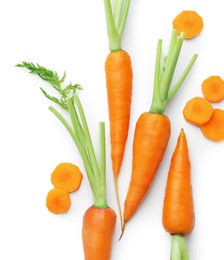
{"left": 46, "top": 188, "right": 71, "bottom": 214}
{"left": 202, "top": 76, "right": 224, "bottom": 103}
{"left": 51, "top": 163, "right": 83, "bottom": 193}
{"left": 183, "top": 97, "right": 213, "bottom": 126}
{"left": 201, "top": 109, "right": 224, "bottom": 141}
{"left": 173, "top": 10, "right": 204, "bottom": 39}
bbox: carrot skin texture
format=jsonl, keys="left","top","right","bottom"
{"left": 105, "top": 50, "right": 133, "bottom": 177}
{"left": 162, "top": 129, "right": 194, "bottom": 235}
{"left": 82, "top": 206, "right": 117, "bottom": 260}
{"left": 124, "top": 112, "right": 171, "bottom": 223}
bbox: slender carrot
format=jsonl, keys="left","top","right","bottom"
{"left": 200, "top": 108, "right": 224, "bottom": 141}
{"left": 162, "top": 129, "right": 194, "bottom": 260}
{"left": 121, "top": 30, "right": 197, "bottom": 236}
{"left": 104, "top": 0, "right": 132, "bottom": 226}
{"left": 183, "top": 97, "right": 213, "bottom": 126}
{"left": 51, "top": 162, "right": 83, "bottom": 193}
{"left": 46, "top": 188, "right": 71, "bottom": 214}
{"left": 17, "top": 63, "right": 116, "bottom": 260}
{"left": 201, "top": 75, "right": 224, "bottom": 103}
{"left": 173, "top": 10, "right": 204, "bottom": 39}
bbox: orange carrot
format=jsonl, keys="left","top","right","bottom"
{"left": 201, "top": 76, "right": 224, "bottom": 103}
{"left": 51, "top": 162, "right": 83, "bottom": 193}
{"left": 46, "top": 188, "right": 71, "bottom": 214}
{"left": 18, "top": 63, "right": 117, "bottom": 259}
{"left": 201, "top": 108, "right": 224, "bottom": 141}
{"left": 173, "top": 10, "right": 204, "bottom": 39}
{"left": 121, "top": 30, "right": 197, "bottom": 235}
{"left": 183, "top": 97, "right": 213, "bottom": 126}
{"left": 124, "top": 112, "right": 171, "bottom": 223}
{"left": 82, "top": 206, "right": 116, "bottom": 260}
{"left": 104, "top": 0, "right": 132, "bottom": 226}
{"left": 162, "top": 129, "right": 194, "bottom": 258}
{"left": 162, "top": 129, "right": 194, "bottom": 235}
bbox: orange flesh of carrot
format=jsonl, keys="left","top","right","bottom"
{"left": 162, "top": 129, "right": 194, "bottom": 235}
{"left": 123, "top": 112, "right": 171, "bottom": 223}
{"left": 173, "top": 10, "right": 204, "bottom": 39}
{"left": 46, "top": 188, "right": 71, "bottom": 214}
{"left": 183, "top": 97, "right": 213, "bottom": 126}
{"left": 82, "top": 206, "right": 116, "bottom": 260}
{"left": 105, "top": 50, "right": 133, "bottom": 178}
{"left": 202, "top": 76, "right": 224, "bottom": 103}
{"left": 51, "top": 162, "right": 83, "bottom": 193}
{"left": 200, "top": 108, "right": 224, "bottom": 141}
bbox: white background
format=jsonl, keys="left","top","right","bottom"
{"left": 1, "top": 0, "right": 224, "bottom": 259}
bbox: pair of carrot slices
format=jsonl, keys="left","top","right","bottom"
{"left": 183, "top": 75, "right": 224, "bottom": 141}
{"left": 46, "top": 162, "right": 83, "bottom": 214}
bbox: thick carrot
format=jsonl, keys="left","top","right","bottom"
{"left": 162, "top": 129, "right": 194, "bottom": 259}
{"left": 183, "top": 97, "right": 213, "bottom": 126}
{"left": 124, "top": 112, "right": 171, "bottom": 222}
{"left": 173, "top": 10, "right": 204, "bottom": 39}
{"left": 82, "top": 206, "right": 116, "bottom": 260}
{"left": 104, "top": 0, "right": 132, "bottom": 226}
{"left": 201, "top": 75, "right": 224, "bottom": 103}
{"left": 17, "top": 63, "right": 117, "bottom": 260}
{"left": 122, "top": 30, "right": 197, "bottom": 235}
{"left": 46, "top": 188, "right": 71, "bottom": 214}
{"left": 51, "top": 162, "right": 83, "bottom": 193}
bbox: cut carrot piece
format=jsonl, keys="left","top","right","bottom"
{"left": 202, "top": 76, "right": 224, "bottom": 102}
{"left": 46, "top": 188, "right": 71, "bottom": 214}
{"left": 51, "top": 163, "right": 83, "bottom": 193}
{"left": 201, "top": 109, "right": 224, "bottom": 141}
{"left": 183, "top": 97, "right": 213, "bottom": 126}
{"left": 173, "top": 10, "right": 204, "bottom": 39}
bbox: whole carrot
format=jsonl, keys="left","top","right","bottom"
{"left": 17, "top": 63, "right": 117, "bottom": 260}
{"left": 122, "top": 30, "right": 198, "bottom": 234}
{"left": 162, "top": 129, "right": 194, "bottom": 259}
{"left": 104, "top": 0, "right": 132, "bottom": 225}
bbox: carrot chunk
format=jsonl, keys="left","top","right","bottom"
{"left": 201, "top": 109, "right": 224, "bottom": 141}
{"left": 46, "top": 188, "right": 71, "bottom": 214}
{"left": 183, "top": 97, "right": 213, "bottom": 126}
{"left": 173, "top": 10, "right": 204, "bottom": 39}
{"left": 202, "top": 76, "right": 224, "bottom": 103}
{"left": 51, "top": 163, "right": 83, "bottom": 193}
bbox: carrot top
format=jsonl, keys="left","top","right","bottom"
{"left": 150, "top": 30, "right": 198, "bottom": 114}
{"left": 16, "top": 62, "right": 108, "bottom": 208}
{"left": 104, "top": 0, "right": 131, "bottom": 51}
{"left": 173, "top": 10, "right": 204, "bottom": 39}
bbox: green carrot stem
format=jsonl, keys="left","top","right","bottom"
{"left": 99, "top": 122, "right": 107, "bottom": 205}
{"left": 149, "top": 29, "right": 198, "bottom": 114}
{"left": 171, "top": 235, "right": 190, "bottom": 260}
{"left": 48, "top": 105, "right": 99, "bottom": 204}
{"left": 104, "top": 0, "right": 131, "bottom": 52}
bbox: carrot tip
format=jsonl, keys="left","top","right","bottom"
{"left": 119, "top": 222, "right": 126, "bottom": 241}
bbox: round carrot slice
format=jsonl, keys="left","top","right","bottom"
{"left": 183, "top": 97, "right": 213, "bottom": 126}
{"left": 173, "top": 10, "right": 204, "bottom": 39}
{"left": 51, "top": 163, "right": 83, "bottom": 193}
{"left": 46, "top": 188, "right": 71, "bottom": 214}
{"left": 201, "top": 109, "right": 224, "bottom": 141}
{"left": 202, "top": 76, "right": 224, "bottom": 103}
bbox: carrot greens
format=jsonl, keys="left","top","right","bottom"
{"left": 104, "top": 0, "right": 131, "bottom": 51}
{"left": 150, "top": 30, "right": 198, "bottom": 114}
{"left": 16, "top": 62, "right": 108, "bottom": 208}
